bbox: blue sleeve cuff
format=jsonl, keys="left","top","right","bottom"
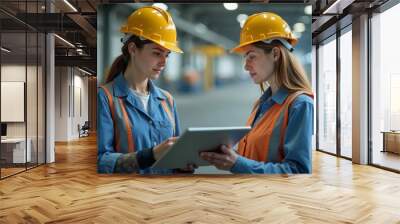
{"left": 230, "top": 156, "right": 252, "bottom": 174}
{"left": 98, "top": 152, "right": 123, "bottom": 173}
{"left": 230, "top": 155, "right": 301, "bottom": 174}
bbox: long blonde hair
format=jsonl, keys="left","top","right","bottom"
{"left": 254, "top": 41, "right": 312, "bottom": 94}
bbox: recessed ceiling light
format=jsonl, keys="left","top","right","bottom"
{"left": 223, "top": 3, "right": 238, "bottom": 11}
{"left": 304, "top": 5, "right": 312, "bottom": 15}
{"left": 54, "top": 34, "right": 75, "bottom": 48}
{"left": 293, "top": 23, "right": 306, "bottom": 33}
{"left": 63, "top": 0, "right": 78, "bottom": 12}
{"left": 152, "top": 3, "right": 168, "bottom": 11}
{"left": 1, "top": 47, "right": 11, "bottom": 53}
{"left": 78, "top": 67, "right": 92, "bottom": 76}
{"left": 237, "top": 14, "right": 248, "bottom": 28}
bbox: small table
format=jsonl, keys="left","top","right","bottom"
{"left": 1, "top": 138, "right": 31, "bottom": 164}
{"left": 381, "top": 131, "right": 400, "bottom": 154}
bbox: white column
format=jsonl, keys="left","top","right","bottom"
{"left": 352, "top": 14, "right": 369, "bottom": 164}
{"left": 46, "top": 1, "right": 55, "bottom": 163}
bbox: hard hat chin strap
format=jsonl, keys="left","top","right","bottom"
{"left": 262, "top": 38, "right": 294, "bottom": 52}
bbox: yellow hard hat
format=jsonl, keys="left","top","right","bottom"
{"left": 120, "top": 6, "right": 183, "bottom": 53}
{"left": 231, "top": 12, "right": 297, "bottom": 53}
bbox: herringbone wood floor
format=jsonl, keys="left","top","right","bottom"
{"left": 1, "top": 134, "right": 400, "bottom": 223}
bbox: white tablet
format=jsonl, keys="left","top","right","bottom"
{"left": 151, "top": 126, "right": 251, "bottom": 169}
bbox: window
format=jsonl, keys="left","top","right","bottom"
{"left": 340, "top": 28, "right": 352, "bottom": 158}
{"left": 317, "top": 36, "right": 337, "bottom": 154}
{"left": 371, "top": 3, "right": 400, "bottom": 171}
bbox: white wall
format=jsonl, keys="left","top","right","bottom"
{"left": 55, "top": 67, "right": 89, "bottom": 141}
{"left": 72, "top": 72, "right": 89, "bottom": 138}
{"left": 1, "top": 65, "right": 26, "bottom": 81}
{"left": 55, "top": 66, "right": 69, "bottom": 141}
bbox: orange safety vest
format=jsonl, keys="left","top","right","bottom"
{"left": 238, "top": 91, "right": 314, "bottom": 162}
{"left": 99, "top": 83, "right": 175, "bottom": 154}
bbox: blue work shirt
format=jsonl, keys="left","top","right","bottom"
{"left": 97, "top": 73, "right": 180, "bottom": 174}
{"left": 231, "top": 87, "right": 314, "bottom": 174}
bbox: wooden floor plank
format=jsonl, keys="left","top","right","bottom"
{"left": 0, "top": 134, "right": 400, "bottom": 223}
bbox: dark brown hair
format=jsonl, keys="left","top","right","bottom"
{"left": 104, "top": 35, "right": 152, "bottom": 83}
{"left": 253, "top": 40, "right": 312, "bottom": 94}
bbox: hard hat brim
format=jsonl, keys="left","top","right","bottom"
{"left": 230, "top": 41, "right": 257, "bottom": 54}
{"left": 163, "top": 43, "right": 184, "bottom": 54}
{"left": 148, "top": 37, "right": 183, "bottom": 53}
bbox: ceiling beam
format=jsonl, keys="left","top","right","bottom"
{"left": 322, "top": 0, "right": 356, "bottom": 14}
{"left": 55, "top": 55, "right": 96, "bottom": 72}
{"left": 66, "top": 13, "right": 97, "bottom": 46}
{"left": 51, "top": 0, "right": 97, "bottom": 47}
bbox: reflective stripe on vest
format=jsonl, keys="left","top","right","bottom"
{"left": 159, "top": 89, "right": 176, "bottom": 135}
{"left": 238, "top": 91, "right": 314, "bottom": 162}
{"left": 100, "top": 85, "right": 134, "bottom": 153}
{"left": 99, "top": 84, "right": 176, "bottom": 153}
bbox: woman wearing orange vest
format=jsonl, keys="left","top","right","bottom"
{"left": 201, "top": 12, "right": 314, "bottom": 174}
{"left": 98, "top": 6, "right": 191, "bottom": 174}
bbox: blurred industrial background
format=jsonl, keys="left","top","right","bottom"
{"left": 97, "top": 3, "right": 312, "bottom": 93}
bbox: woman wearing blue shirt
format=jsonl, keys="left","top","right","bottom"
{"left": 97, "top": 6, "right": 188, "bottom": 174}
{"left": 201, "top": 12, "right": 314, "bottom": 174}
